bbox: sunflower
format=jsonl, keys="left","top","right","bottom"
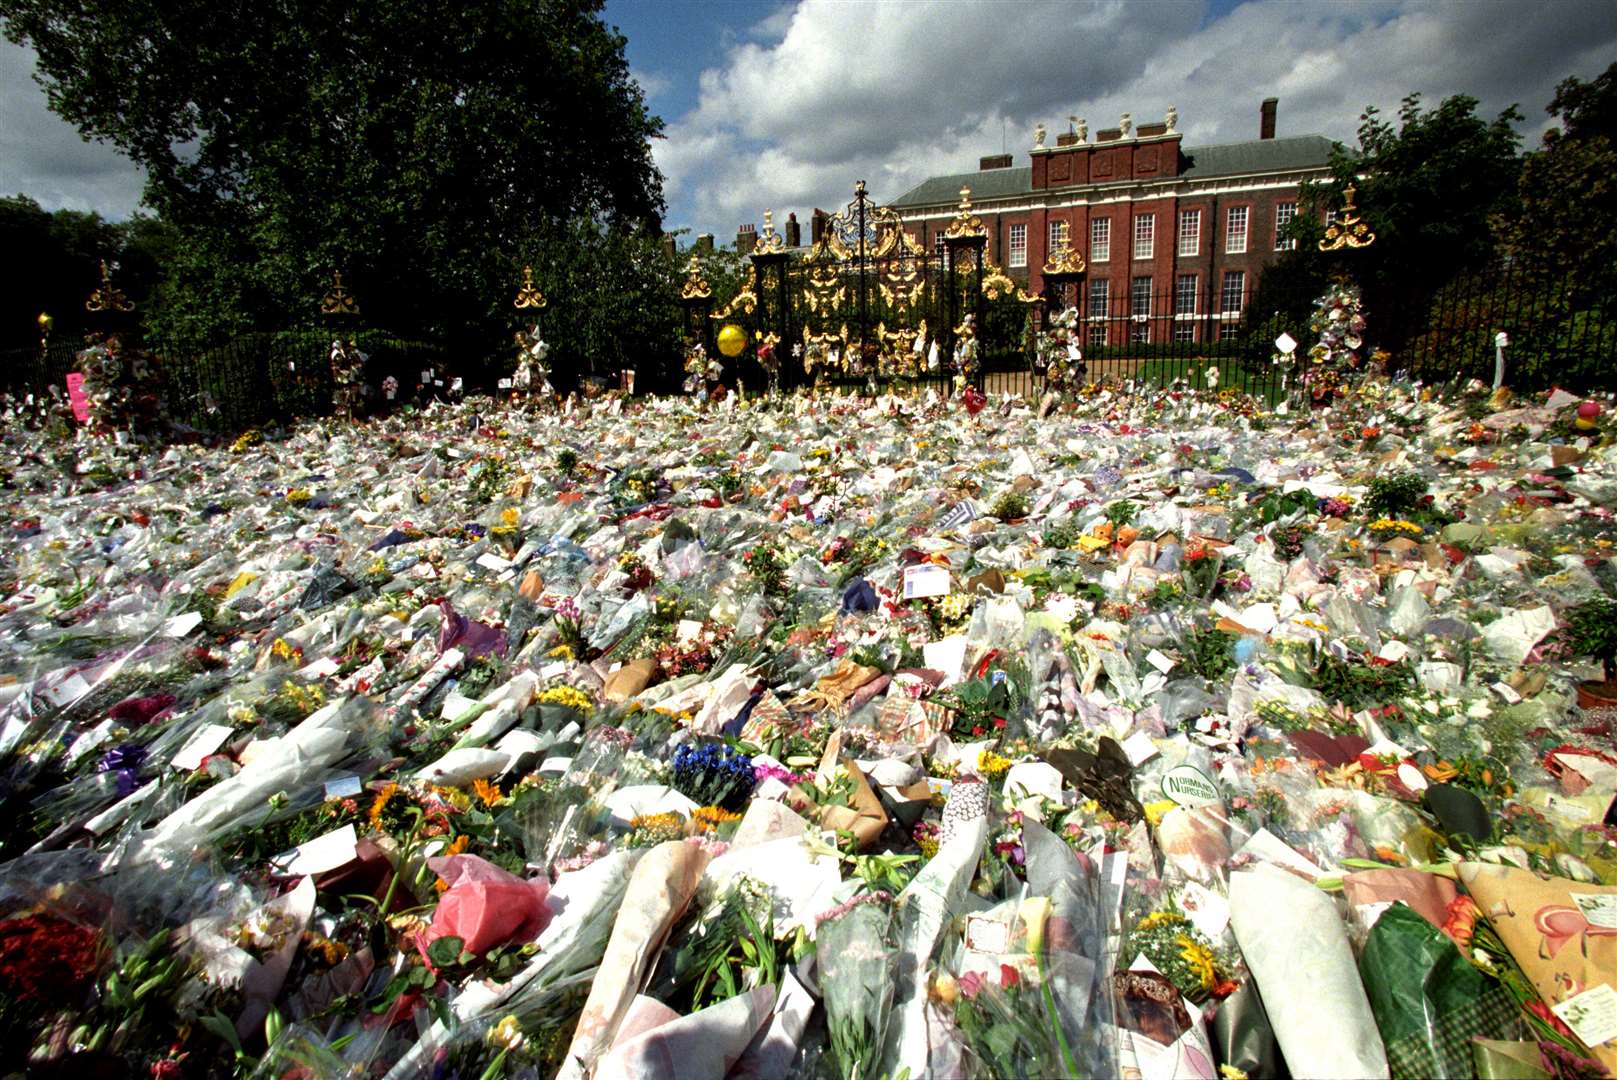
{"left": 368, "top": 783, "right": 399, "bottom": 831}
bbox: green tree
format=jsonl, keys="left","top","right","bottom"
{"left": 2, "top": 0, "right": 665, "bottom": 354}
{"left": 0, "top": 195, "right": 175, "bottom": 351}
{"left": 1249, "top": 93, "right": 1523, "bottom": 352}
{"left": 1498, "top": 62, "right": 1617, "bottom": 289}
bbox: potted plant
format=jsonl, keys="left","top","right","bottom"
{"left": 1565, "top": 597, "right": 1617, "bottom": 710}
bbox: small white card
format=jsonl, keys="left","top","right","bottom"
{"left": 163, "top": 611, "right": 205, "bottom": 637}
{"left": 1145, "top": 649, "right": 1177, "bottom": 675}
{"left": 324, "top": 774, "right": 364, "bottom": 799}
{"left": 1161, "top": 764, "right": 1222, "bottom": 807}
{"left": 1179, "top": 881, "right": 1231, "bottom": 939}
{"left": 1575, "top": 893, "right": 1617, "bottom": 930}
{"left": 1491, "top": 681, "right": 1523, "bottom": 704}
{"left": 298, "top": 656, "right": 341, "bottom": 679}
{"left": 964, "top": 915, "right": 1012, "bottom": 954}
{"left": 903, "top": 564, "right": 952, "bottom": 599}
{"left": 41, "top": 673, "right": 92, "bottom": 708}
{"left": 476, "top": 552, "right": 513, "bottom": 572}
{"left": 170, "top": 723, "right": 234, "bottom": 770}
{"left": 1554, "top": 982, "right": 1617, "bottom": 1047}
{"left": 1119, "top": 730, "right": 1160, "bottom": 767}
{"left": 271, "top": 824, "right": 359, "bottom": 877}
{"left": 65, "top": 718, "right": 116, "bottom": 765}
{"left": 538, "top": 661, "right": 568, "bottom": 680}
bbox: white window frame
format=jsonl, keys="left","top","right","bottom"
{"left": 1177, "top": 209, "right": 1200, "bottom": 256}
{"left": 1007, "top": 223, "right": 1027, "bottom": 268}
{"left": 1275, "top": 202, "right": 1297, "bottom": 250}
{"left": 1133, "top": 213, "right": 1154, "bottom": 260}
{"left": 1088, "top": 322, "right": 1108, "bottom": 347}
{"left": 1174, "top": 322, "right": 1196, "bottom": 343}
{"left": 1048, "top": 219, "right": 1070, "bottom": 258}
{"left": 1220, "top": 270, "right": 1245, "bottom": 317}
{"left": 1090, "top": 217, "right": 1110, "bottom": 263}
{"left": 1131, "top": 276, "right": 1152, "bottom": 319}
{"left": 1226, "top": 206, "right": 1248, "bottom": 254}
{"left": 1173, "top": 273, "right": 1198, "bottom": 317}
{"left": 1087, "top": 278, "right": 1109, "bottom": 319}
{"left": 1131, "top": 321, "right": 1151, "bottom": 344}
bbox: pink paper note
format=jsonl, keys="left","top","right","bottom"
{"left": 65, "top": 372, "right": 89, "bottom": 423}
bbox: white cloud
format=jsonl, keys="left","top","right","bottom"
{"left": 0, "top": 40, "right": 146, "bottom": 218}
{"left": 659, "top": 0, "right": 1617, "bottom": 239}
{"left": 634, "top": 68, "right": 673, "bottom": 101}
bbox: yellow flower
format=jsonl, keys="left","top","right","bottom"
{"left": 488, "top": 1015, "right": 526, "bottom": 1052}
{"left": 1176, "top": 934, "right": 1217, "bottom": 991}
{"left": 1020, "top": 895, "right": 1052, "bottom": 954}
{"left": 979, "top": 751, "right": 1012, "bottom": 778}
{"left": 548, "top": 644, "right": 575, "bottom": 661}
{"left": 443, "top": 834, "right": 470, "bottom": 857}
{"left": 368, "top": 783, "right": 399, "bottom": 830}
{"left": 471, "top": 778, "right": 503, "bottom": 807}
{"left": 537, "top": 685, "right": 594, "bottom": 713}
{"left": 501, "top": 507, "right": 520, "bottom": 528}
{"left": 1142, "top": 799, "right": 1177, "bottom": 828}
{"left": 691, "top": 805, "right": 743, "bottom": 833}
{"left": 1137, "top": 910, "right": 1188, "bottom": 932}
{"left": 930, "top": 970, "right": 958, "bottom": 1006}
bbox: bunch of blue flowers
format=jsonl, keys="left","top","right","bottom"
{"left": 670, "top": 742, "right": 756, "bottom": 812}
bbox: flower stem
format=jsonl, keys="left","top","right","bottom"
{"left": 1039, "top": 950, "right": 1080, "bottom": 1076}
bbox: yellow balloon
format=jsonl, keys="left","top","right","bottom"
{"left": 717, "top": 324, "right": 747, "bottom": 358}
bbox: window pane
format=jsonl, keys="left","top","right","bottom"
{"left": 1049, "top": 220, "right": 1069, "bottom": 254}
{"left": 1177, "top": 210, "right": 1200, "bottom": 256}
{"left": 1226, "top": 207, "right": 1248, "bottom": 254}
{"left": 1275, "top": 201, "right": 1297, "bottom": 250}
{"left": 1090, "top": 218, "right": 1110, "bottom": 262}
{"left": 1088, "top": 278, "right": 1109, "bottom": 317}
{"left": 1174, "top": 274, "right": 1197, "bottom": 315}
{"left": 1131, "top": 276, "right": 1151, "bottom": 316}
{"left": 1174, "top": 323, "right": 1195, "bottom": 342}
{"left": 1131, "top": 321, "right": 1150, "bottom": 343}
{"left": 1009, "top": 224, "right": 1027, "bottom": 267}
{"left": 1133, "top": 214, "right": 1154, "bottom": 259}
{"left": 1221, "top": 270, "right": 1245, "bottom": 313}
{"left": 1088, "top": 322, "right": 1107, "bottom": 347}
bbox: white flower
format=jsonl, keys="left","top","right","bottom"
{"left": 1043, "top": 594, "right": 1080, "bottom": 625}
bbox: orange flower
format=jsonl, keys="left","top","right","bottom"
{"left": 443, "top": 834, "right": 470, "bottom": 857}
{"left": 471, "top": 778, "right": 503, "bottom": 807}
{"left": 1442, "top": 895, "right": 1480, "bottom": 958}
{"left": 368, "top": 783, "right": 399, "bottom": 830}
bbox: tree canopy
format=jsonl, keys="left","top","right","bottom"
{"left": 2, "top": 0, "right": 666, "bottom": 348}
{"left": 1250, "top": 93, "right": 1522, "bottom": 347}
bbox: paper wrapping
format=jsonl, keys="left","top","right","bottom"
{"left": 1229, "top": 864, "right": 1390, "bottom": 1078}
{"left": 594, "top": 983, "right": 777, "bottom": 1080}
{"left": 882, "top": 811, "right": 988, "bottom": 1076}
{"left": 417, "top": 854, "right": 552, "bottom": 957}
{"left": 556, "top": 841, "right": 711, "bottom": 1079}
{"left": 1460, "top": 861, "right": 1617, "bottom": 1074}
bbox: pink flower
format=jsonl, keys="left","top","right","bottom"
{"left": 958, "top": 970, "right": 986, "bottom": 999}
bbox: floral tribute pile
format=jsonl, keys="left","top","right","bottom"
{"left": 0, "top": 372, "right": 1614, "bottom": 1079}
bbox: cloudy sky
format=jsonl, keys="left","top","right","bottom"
{"left": 5, "top": 0, "right": 1615, "bottom": 237}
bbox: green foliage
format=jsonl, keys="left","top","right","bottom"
{"left": 1251, "top": 93, "right": 1523, "bottom": 349}
{"left": 1187, "top": 626, "right": 1236, "bottom": 682}
{"left": 4, "top": 0, "right": 667, "bottom": 355}
{"left": 1364, "top": 471, "right": 1428, "bottom": 518}
{"left": 1103, "top": 500, "right": 1139, "bottom": 528}
{"left": 0, "top": 196, "right": 174, "bottom": 348}
{"left": 1311, "top": 653, "right": 1414, "bottom": 710}
{"left": 990, "top": 489, "right": 1031, "bottom": 521}
{"left": 1566, "top": 597, "right": 1617, "bottom": 677}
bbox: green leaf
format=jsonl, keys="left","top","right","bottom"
{"left": 200, "top": 1011, "right": 243, "bottom": 1053}
{"left": 426, "top": 935, "right": 465, "bottom": 968}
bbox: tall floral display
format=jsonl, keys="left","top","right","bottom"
{"left": 1304, "top": 279, "right": 1368, "bottom": 405}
